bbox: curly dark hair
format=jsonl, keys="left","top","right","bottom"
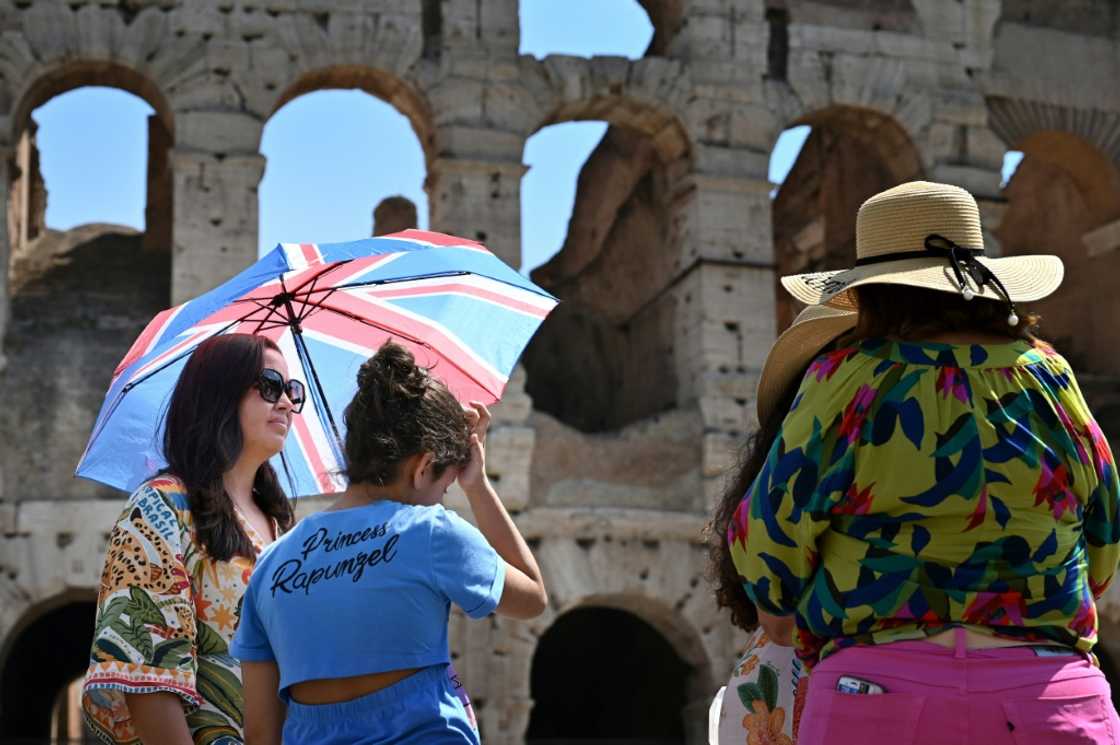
{"left": 343, "top": 341, "right": 471, "bottom": 486}
{"left": 705, "top": 364, "right": 808, "bottom": 633}
{"left": 162, "top": 333, "right": 295, "bottom": 562}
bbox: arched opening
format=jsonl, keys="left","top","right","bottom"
{"left": 24, "top": 87, "right": 154, "bottom": 236}
{"left": 8, "top": 64, "right": 174, "bottom": 262}
{"left": 258, "top": 88, "right": 428, "bottom": 255}
{"left": 0, "top": 597, "right": 97, "bottom": 742}
{"left": 521, "top": 122, "right": 609, "bottom": 274}
{"left": 1, "top": 70, "right": 174, "bottom": 501}
{"left": 770, "top": 106, "right": 924, "bottom": 330}
{"left": 519, "top": 1, "right": 657, "bottom": 59}
{"left": 995, "top": 130, "right": 1120, "bottom": 377}
{"left": 521, "top": 115, "right": 689, "bottom": 433}
{"left": 526, "top": 606, "right": 691, "bottom": 743}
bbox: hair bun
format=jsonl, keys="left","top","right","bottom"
{"left": 355, "top": 341, "right": 429, "bottom": 412}
{"left": 343, "top": 341, "right": 471, "bottom": 487}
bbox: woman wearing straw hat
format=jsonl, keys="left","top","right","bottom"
{"left": 728, "top": 181, "right": 1120, "bottom": 744}
{"left": 707, "top": 305, "right": 856, "bottom": 745}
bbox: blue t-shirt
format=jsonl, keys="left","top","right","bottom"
{"left": 231, "top": 501, "right": 505, "bottom": 700}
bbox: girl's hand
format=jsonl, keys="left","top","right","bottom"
{"left": 458, "top": 401, "right": 491, "bottom": 496}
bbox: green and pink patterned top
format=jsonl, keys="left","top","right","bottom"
{"left": 81, "top": 476, "right": 273, "bottom": 745}
{"left": 729, "top": 338, "right": 1120, "bottom": 669}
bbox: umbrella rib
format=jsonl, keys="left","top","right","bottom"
{"left": 286, "top": 260, "right": 352, "bottom": 297}
{"left": 84, "top": 315, "right": 249, "bottom": 458}
{"left": 333, "top": 268, "right": 556, "bottom": 301}
{"left": 331, "top": 270, "right": 469, "bottom": 292}
{"left": 276, "top": 277, "right": 345, "bottom": 462}
{"left": 290, "top": 324, "right": 346, "bottom": 469}
{"left": 231, "top": 270, "right": 341, "bottom": 332}
{"left": 120, "top": 318, "right": 247, "bottom": 394}
{"left": 292, "top": 274, "right": 320, "bottom": 324}
{"left": 245, "top": 299, "right": 286, "bottom": 334}
{"left": 308, "top": 299, "right": 430, "bottom": 347}
{"left": 294, "top": 276, "right": 336, "bottom": 326}
{"left": 226, "top": 262, "right": 346, "bottom": 309}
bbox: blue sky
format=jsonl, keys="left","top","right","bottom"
{"left": 30, "top": 1, "right": 1025, "bottom": 274}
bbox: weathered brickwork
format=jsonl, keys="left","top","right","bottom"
{"left": 1, "top": 1, "right": 1119, "bottom": 741}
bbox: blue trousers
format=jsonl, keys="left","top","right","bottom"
{"left": 283, "top": 664, "right": 480, "bottom": 744}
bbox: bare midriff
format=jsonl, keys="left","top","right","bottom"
{"left": 289, "top": 667, "right": 422, "bottom": 705}
{"left": 922, "top": 627, "right": 1044, "bottom": 650}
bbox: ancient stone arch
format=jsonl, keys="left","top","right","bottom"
{"left": 525, "top": 605, "right": 694, "bottom": 742}
{"left": 7, "top": 61, "right": 175, "bottom": 257}
{"left": 1, "top": 2, "right": 1119, "bottom": 743}
{"left": 446, "top": 518, "right": 732, "bottom": 745}
{"left": 267, "top": 65, "right": 435, "bottom": 167}
{"left": 0, "top": 3, "right": 180, "bottom": 128}
{"left": 1, "top": 59, "right": 176, "bottom": 516}
{"left": 10, "top": 61, "right": 174, "bottom": 144}
{"left": 0, "top": 591, "right": 97, "bottom": 741}
{"left": 994, "top": 128, "right": 1120, "bottom": 377}
{"left": 987, "top": 98, "right": 1120, "bottom": 182}
{"left": 770, "top": 105, "right": 925, "bottom": 329}
{"left": 982, "top": 5, "right": 1120, "bottom": 380}
{"left": 530, "top": 59, "right": 691, "bottom": 165}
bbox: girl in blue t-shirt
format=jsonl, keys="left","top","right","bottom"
{"left": 232, "top": 342, "right": 549, "bottom": 744}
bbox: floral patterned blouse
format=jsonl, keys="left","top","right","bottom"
{"left": 713, "top": 628, "right": 807, "bottom": 745}
{"left": 729, "top": 338, "right": 1120, "bottom": 669}
{"left": 82, "top": 476, "right": 273, "bottom": 745}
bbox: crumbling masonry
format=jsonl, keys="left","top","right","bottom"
{"left": 1, "top": 1, "right": 1119, "bottom": 742}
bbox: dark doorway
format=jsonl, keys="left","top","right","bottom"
{"left": 527, "top": 606, "right": 691, "bottom": 745}
{"left": 0, "top": 600, "right": 97, "bottom": 744}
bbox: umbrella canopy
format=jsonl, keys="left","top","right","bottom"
{"left": 76, "top": 229, "right": 557, "bottom": 497}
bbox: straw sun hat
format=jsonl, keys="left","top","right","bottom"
{"left": 756, "top": 304, "right": 857, "bottom": 424}
{"left": 780, "top": 181, "right": 1065, "bottom": 323}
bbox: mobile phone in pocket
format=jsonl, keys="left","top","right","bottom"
{"left": 836, "top": 675, "right": 886, "bottom": 695}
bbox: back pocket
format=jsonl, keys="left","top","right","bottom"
{"left": 796, "top": 689, "right": 925, "bottom": 745}
{"left": 1002, "top": 694, "right": 1116, "bottom": 745}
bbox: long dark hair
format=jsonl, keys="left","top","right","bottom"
{"left": 343, "top": 341, "right": 471, "bottom": 487}
{"left": 162, "top": 333, "right": 294, "bottom": 562}
{"left": 706, "top": 363, "right": 810, "bottom": 633}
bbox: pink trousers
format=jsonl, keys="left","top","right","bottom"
{"left": 798, "top": 630, "right": 1119, "bottom": 745}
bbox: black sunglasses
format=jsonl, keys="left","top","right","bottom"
{"left": 255, "top": 368, "right": 306, "bottom": 413}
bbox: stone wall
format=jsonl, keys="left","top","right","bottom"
{"left": 1, "top": 1, "right": 1119, "bottom": 742}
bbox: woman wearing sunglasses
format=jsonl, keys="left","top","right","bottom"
{"left": 82, "top": 333, "right": 305, "bottom": 745}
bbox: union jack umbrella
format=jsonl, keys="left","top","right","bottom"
{"left": 76, "top": 230, "right": 558, "bottom": 497}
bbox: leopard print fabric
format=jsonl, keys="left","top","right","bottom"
{"left": 82, "top": 477, "right": 265, "bottom": 745}
{"left": 99, "top": 505, "right": 188, "bottom": 598}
